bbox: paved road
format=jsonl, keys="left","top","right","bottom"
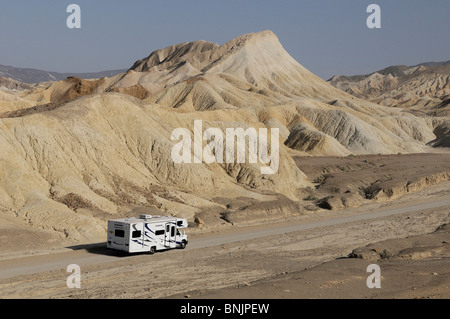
{"left": 1, "top": 196, "right": 449, "bottom": 279}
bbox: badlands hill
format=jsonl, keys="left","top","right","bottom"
{"left": 328, "top": 62, "right": 450, "bottom": 115}
{"left": 0, "top": 31, "right": 449, "bottom": 244}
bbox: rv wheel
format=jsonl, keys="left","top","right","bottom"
{"left": 179, "top": 240, "right": 187, "bottom": 249}
{"left": 149, "top": 246, "right": 156, "bottom": 254}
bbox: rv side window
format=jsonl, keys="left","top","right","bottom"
{"left": 166, "top": 225, "right": 170, "bottom": 232}
{"left": 177, "top": 221, "right": 183, "bottom": 226}
{"left": 115, "top": 229, "right": 125, "bottom": 238}
{"left": 171, "top": 226, "right": 175, "bottom": 237}
{"left": 132, "top": 230, "right": 141, "bottom": 238}
{"left": 155, "top": 230, "right": 164, "bottom": 236}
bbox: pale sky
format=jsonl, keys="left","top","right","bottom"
{"left": 0, "top": 0, "right": 449, "bottom": 79}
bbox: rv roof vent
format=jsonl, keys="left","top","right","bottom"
{"left": 139, "top": 214, "right": 152, "bottom": 219}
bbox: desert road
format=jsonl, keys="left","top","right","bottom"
{"left": 1, "top": 196, "right": 450, "bottom": 280}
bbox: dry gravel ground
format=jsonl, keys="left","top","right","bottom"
{"left": 174, "top": 223, "right": 450, "bottom": 299}
{"left": 0, "top": 179, "right": 448, "bottom": 299}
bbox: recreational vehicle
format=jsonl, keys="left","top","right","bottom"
{"left": 107, "top": 214, "right": 188, "bottom": 254}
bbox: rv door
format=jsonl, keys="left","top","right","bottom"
{"left": 164, "top": 222, "right": 177, "bottom": 248}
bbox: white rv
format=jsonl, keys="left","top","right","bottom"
{"left": 107, "top": 214, "right": 188, "bottom": 254}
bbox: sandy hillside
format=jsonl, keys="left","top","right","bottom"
{"left": 0, "top": 31, "right": 449, "bottom": 247}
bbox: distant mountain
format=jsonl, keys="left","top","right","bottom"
{"left": 0, "top": 64, "right": 127, "bottom": 84}
{"left": 412, "top": 60, "right": 450, "bottom": 67}
{"left": 327, "top": 60, "right": 450, "bottom": 115}
{"left": 328, "top": 61, "right": 450, "bottom": 81}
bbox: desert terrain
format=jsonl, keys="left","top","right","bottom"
{"left": 0, "top": 180, "right": 448, "bottom": 299}
{"left": 0, "top": 30, "right": 449, "bottom": 299}
{"left": 0, "top": 154, "right": 448, "bottom": 299}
